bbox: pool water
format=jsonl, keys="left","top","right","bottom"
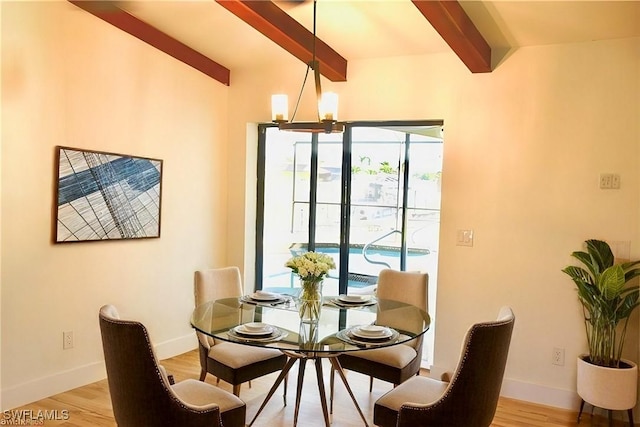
{"left": 285, "top": 242, "right": 430, "bottom": 288}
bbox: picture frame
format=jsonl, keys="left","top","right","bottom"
{"left": 53, "top": 146, "right": 163, "bottom": 243}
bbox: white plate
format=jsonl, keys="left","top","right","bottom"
{"left": 242, "top": 322, "right": 269, "bottom": 332}
{"left": 250, "top": 292, "right": 280, "bottom": 301}
{"left": 351, "top": 326, "right": 392, "bottom": 339}
{"left": 358, "top": 325, "right": 388, "bottom": 335}
{"left": 228, "top": 327, "right": 288, "bottom": 342}
{"left": 234, "top": 324, "right": 274, "bottom": 336}
{"left": 338, "top": 295, "right": 372, "bottom": 304}
{"left": 336, "top": 327, "right": 399, "bottom": 346}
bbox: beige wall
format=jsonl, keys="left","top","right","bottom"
{"left": 227, "top": 37, "right": 640, "bottom": 409}
{"left": 1, "top": 2, "right": 230, "bottom": 408}
{"left": 2, "top": 0, "right": 639, "bottom": 415}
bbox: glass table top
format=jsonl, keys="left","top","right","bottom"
{"left": 191, "top": 295, "right": 430, "bottom": 354}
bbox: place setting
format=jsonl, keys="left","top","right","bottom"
{"left": 325, "top": 294, "right": 377, "bottom": 308}
{"left": 239, "top": 290, "right": 290, "bottom": 306}
{"left": 227, "top": 322, "right": 288, "bottom": 343}
{"left": 336, "top": 324, "right": 400, "bottom": 347}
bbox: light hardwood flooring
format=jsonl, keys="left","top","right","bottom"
{"left": 11, "top": 350, "right": 630, "bottom": 426}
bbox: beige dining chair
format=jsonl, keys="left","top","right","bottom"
{"left": 374, "top": 306, "right": 515, "bottom": 427}
{"left": 331, "top": 269, "right": 428, "bottom": 406}
{"left": 99, "top": 304, "right": 246, "bottom": 427}
{"left": 194, "top": 267, "right": 288, "bottom": 397}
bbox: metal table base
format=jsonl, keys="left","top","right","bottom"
{"left": 248, "top": 350, "right": 369, "bottom": 427}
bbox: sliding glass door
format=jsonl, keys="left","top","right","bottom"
{"left": 347, "top": 126, "right": 442, "bottom": 284}
{"left": 256, "top": 121, "right": 443, "bottom": 363}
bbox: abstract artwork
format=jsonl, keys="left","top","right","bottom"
{"left": 54, "top": 146, "right": 163, "bottom": 243}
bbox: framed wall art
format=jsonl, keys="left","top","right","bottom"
{"left": 54, "top": 146, "right": 163, "bottom": 243}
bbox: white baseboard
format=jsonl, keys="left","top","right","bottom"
{"left": 1, "top": 361, "right": 107, "bottom": 412}
{"left": 427, "top": 367, "right": 581, "bottom": 411}
{"left": 155, "top": 332, "right": 198, "bottom": 361}
{"left": 501, "top": 378, "right": 639, "bottom": 422}
{"left": 500, "top": 377, "right": 581, "bottom": 410}
{"left": 1, "top": 333, "right": 197, "bottom": 411}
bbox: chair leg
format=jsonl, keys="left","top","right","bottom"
{"left": 249, "top": 380, "right": 252, "bottom": 389}
{"left": 609, "top": 410, "right": 613, "bottom": 427}
{"left": 199, "top": 369, "right": 207, "bottom": 381}
{"left": 628, "top": 409, "right": 634, "bottom": 427}
{"left": 369, "top": 376, "right": 373, "bottom": 392}
{"left": 577, "top": 399, "right": 585, "bottom": 423}
{"left": 233, "top": 384, "right": 241, "bottom": 396}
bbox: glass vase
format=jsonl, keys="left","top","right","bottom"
{"left": 298, "top": 321, "right": 320, "bottom": 351}
{"left": 298, "top": 279, "right": 323, "bottom": 323}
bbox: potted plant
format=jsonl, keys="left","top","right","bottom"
{"left": 562, "top": 239, "right": 640, "bottom": 415}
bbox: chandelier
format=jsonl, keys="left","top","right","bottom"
{"left": 271, "top": 0, "right": 344, "bottom": 134}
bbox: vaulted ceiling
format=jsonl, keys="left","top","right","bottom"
{"left": 68, "top": 1, "right": 640, "bottom": 86}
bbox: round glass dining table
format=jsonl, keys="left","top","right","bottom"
{"left": 191, "top": 294, "right": 430, "bottom": 427}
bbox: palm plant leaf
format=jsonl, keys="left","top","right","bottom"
{"left": 586, "top": 239, "right": 614, "bottom": 270}
{"left": 618, "top": 289, "right": 640, "bottom": 319}
{"left": 562, "top": 265, "right": 593, "bottom": 285}
{"left": 622, "top": 260, "right": 640, "bottom": 282}
{"left": 570, "top": 251, "right": 598, "bottom": 278}
{"left": 598, "top": 265, "right": 625, "bottom": 300}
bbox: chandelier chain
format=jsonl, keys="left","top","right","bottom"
{"left": 289, "top": 0, "right": 318, "bottom": 123}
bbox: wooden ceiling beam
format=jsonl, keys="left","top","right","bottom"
{"left": 68, "top": 1, "right": 231, "bottom": 85}
{"left": 215, "top": 0, "right": 347, "bottom": 82}
{"left": 412, "top": 0, "right": 491, "bottom": 73}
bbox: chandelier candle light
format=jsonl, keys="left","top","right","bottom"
{"left": 286, "top": 251, "right": 336, "bottom": 323}
{"left": 271, "top": 0, "right": 343, "bottom": 134}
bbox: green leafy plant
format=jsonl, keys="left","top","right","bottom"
{"left": 562, "top": 239, "right": 640, "bottom": 367}
{"left": 378, "top": 161, "right": 395, "bottom": 174}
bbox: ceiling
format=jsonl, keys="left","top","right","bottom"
{"left": 70, "top": 1, "right": 640, "bottom": 85}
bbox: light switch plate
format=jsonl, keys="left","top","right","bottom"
{"left": 456, "top": 229, "right": 474, "bottom": 247}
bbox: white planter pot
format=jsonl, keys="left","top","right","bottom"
{"left": 577, "top": 354, "right": 638, "bottom": 410}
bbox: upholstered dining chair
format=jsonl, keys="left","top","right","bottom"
{"left": 98, "top": 304, "right": 246, "bottom": 427}
{"left": 333, "top": 269, "right": 428, "bottom": 400}
{"left": 194, "top": 267, "right": 288, "bottom": 397}
{"left": 373, "top": 306, "right": 515, "bottom": 427}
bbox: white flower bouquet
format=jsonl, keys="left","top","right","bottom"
{"left": 285, "top": 251, "right": 336, "bottom": 282}
{"left": 285, "top": 251, "right": 336, "bottom": 322}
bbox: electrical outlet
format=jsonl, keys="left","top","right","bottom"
{"left": 552, "top": 347, "right": 564, "bottom": 366}
{"left": 63, "top": 331, "right": 74, "bottom": 350}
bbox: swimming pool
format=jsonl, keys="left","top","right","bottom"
{"left": 288, "top": 242, "right": 430, "bottom": 287}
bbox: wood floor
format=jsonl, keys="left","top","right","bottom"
{"left": 12, "top": 349, "right": 630, "bottom": 426}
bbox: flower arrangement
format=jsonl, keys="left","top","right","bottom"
{"left": 285, "top": 251, "right": 336, "bottom": 283}
{"left": 286, "top": 251, "right": 336, "bottom": 322}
